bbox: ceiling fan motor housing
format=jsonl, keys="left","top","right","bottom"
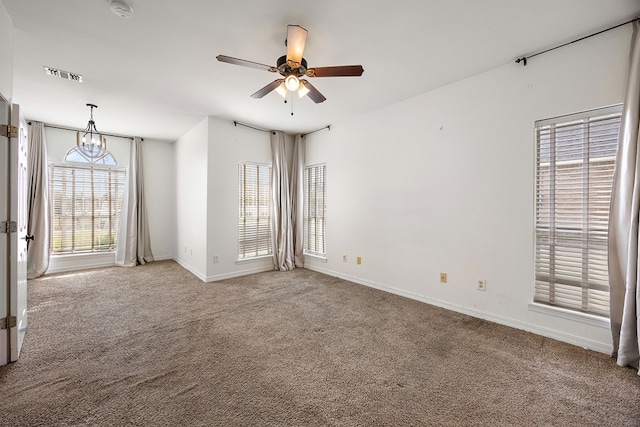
{"left": 277, "top": 55, "right": 307, "bottom": 77}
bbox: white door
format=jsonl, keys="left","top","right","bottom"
{"left": 10, "top": 104, "right": 28, "bottom": 362}
{"left": 0, "top": 94, "right": 8, "bottom": 366}
{"left": 0, "top": 99, "right": 28, "bottom": 366}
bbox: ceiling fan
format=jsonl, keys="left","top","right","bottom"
{"left": 216, "top": 25, "right": 364, "bottom": 104}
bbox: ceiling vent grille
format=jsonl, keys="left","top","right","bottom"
{"left": 44, "top": 66, "right": 83, "bottom": 83}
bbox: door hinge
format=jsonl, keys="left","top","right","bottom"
{"left": 1, "top": 221, "right": 17, "bottom": 233}
{"left": 0, "top": 124, "right": 18, "bottom": 138}
{"left": 0, "top": 316, "right": 17, "bottom": 330}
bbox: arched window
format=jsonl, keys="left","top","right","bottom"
{"left": 49, "top": 146, "right": 126, "bottom": 254}
{"left": 64, "top": 146, "right": 117, "bottom": 165}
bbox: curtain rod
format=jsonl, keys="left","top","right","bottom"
{"left": 516, "top": 16, "right": 639, "bottom": 66}
{"left": 233, "top": 120, "right": 330, "bottom": 136}
{"left": 301, "top": 125, "right": 330, "bottom": 137}
{"left": 27, "top": 122, "right": 143, "bottom": 141}
{"left": 233, "top": 121, "right": 270, "bottom": 133}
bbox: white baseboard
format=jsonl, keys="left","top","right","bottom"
{"left": 152, "top": 255, "right": 174, "bottom": 261}
{"left": 305, "top": 265, "right": 613, "bottom": 355}
{"left": 205, "top": 264, "right": 275, "bottom": 282}
{"left": 173, "top": 258, "right": 207, "bottom": 282}
{"left": 173, "top": 258, "right": 274, "bottom": 282}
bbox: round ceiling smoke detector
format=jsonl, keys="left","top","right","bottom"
{"left": 110, "top": 0, "right": 133, "bottom": 18}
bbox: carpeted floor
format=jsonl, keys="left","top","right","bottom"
{"left": 0, "top": 260, "right": 638, "bottom": 426}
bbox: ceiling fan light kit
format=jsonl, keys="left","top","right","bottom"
{"left": 285, "top": 74, "right": 300, "bottom": 91}
{"left": 217, "top": 24, "right": 364, "bottom": 104}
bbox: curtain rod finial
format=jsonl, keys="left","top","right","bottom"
{"left": 516, "top": 57, "right": 527, "bottom": 66}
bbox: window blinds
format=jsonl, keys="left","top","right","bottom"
{"left": 534, "top": 106, "right": 621, "bottom": 317}
{"left": 304, "top": 164, "right": 326, "bottom": 256}
{"left": 238, "top": 163, "right": 272, "bottom": 259}
{"left": 49, "top": 164, "right": 125, "bottom": 254}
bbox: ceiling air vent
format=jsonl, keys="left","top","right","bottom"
{"left": 43, "top": 66, "right": 83, "bottom": 83}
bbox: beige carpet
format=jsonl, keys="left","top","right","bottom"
{"left": 0, "top": 260, "right": 638, "bottom": 426}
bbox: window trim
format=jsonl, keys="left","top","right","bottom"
{"left": 303, "top": 162, "right": 327, "bottom": 258}
{"left": 49, "top": 161, "right": 126, "bottom": 255}
{"left": 527, "top": 302, "right": 610, "bottom": 329}
{"left": 533, "top": 104, "right": 621, "bottom": 318}
{"left": 237, "top": 161, "right": 273, "bottom": 261}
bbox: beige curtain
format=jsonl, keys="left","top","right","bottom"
{"left": 289, "top": 134, "right": 305, "bottom": 267}
{"left": 270, "top": 130, "right": 294, "bottom": 271}
{"left": 115, "top": 137, "right": 154, "bottom": 267}
{"left": 608, "top": 19, "right": 640, "bottom": 374}
{"left": 26, "top": 121, "right": 49, "bottom": 279}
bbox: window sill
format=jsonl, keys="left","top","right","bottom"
{"left": 51, "top": 251, "right": 115, "bottom": 259}
{"left": 236, "top": 255, "right": 273, "bottom": 265}
{"left": 528, "top": 302, "right": 610, "bottom": 328}
{"left": 304, "top": 253, "right": 327, "bottom": 263}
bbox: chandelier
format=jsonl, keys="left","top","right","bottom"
{"left": 76, "top": 103, "right": 107, "bottom": 158}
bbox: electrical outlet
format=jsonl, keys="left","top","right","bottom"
{"left": 477, "top": 279, "right": 486, "bottom": 291}
{"left": 440, "top": 273, "right": 447, "bottom": 283}
{"left": 342, "top": 254, "right": 347, "bottom": 262}
{"left": 214, "top": 255, "right": 220, "bottom": 263}
{"left": 357, "top": 256, "right": 362, "bottom": 265}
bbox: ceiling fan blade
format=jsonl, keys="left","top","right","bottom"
{"left": 251, "top": 79, "right": 285, "bottom": 98}
{"left": 306, "top": 65, "right": 364, "bottom": 78}
{"left": 286, "top": 25, "right": 308, "bottom": 68}
{"left": 216, "top": 55, "right": 277, "bottom": 72}
{"left": 300, "top": 80, "right": 326, "bottom": 103}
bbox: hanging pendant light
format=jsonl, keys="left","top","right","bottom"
{"left": 76, "top": 103, "right": 107, "bottom": 159}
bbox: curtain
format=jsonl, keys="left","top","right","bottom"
{"left": 270, "top": 130, "right": 294, "bottom": 271}
{"left": 608, "top": 19, "right": 640, "bottom": 374}
{"left": 26, "top": 121, "right": 50, "bottom": 279}
{"left": 289, "top": 134, "right": 305, "bottom": 267}
{"left": 115, "top": 137, "right": 154, "bottom": 267}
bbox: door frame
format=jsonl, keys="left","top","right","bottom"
{"left": 0, "top": 93, "right": 10, "bottom": 365}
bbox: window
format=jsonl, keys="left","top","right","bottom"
{"left": 534, "top": 106, "right": 621, "bottom": 317}
{"left": 304, "top": 164, "right": 326, "bottom": 257}
{"left": 238, "top": 162, "right": 272, "bottom": 259}
{"left": 49, "top": 148, "right": 125, "bottom": 254}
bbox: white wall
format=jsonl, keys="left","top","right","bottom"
{"left": 143, "top": 139, "right": 176, "bottom": 261}
{"left": 303, "top": 26, "right": 632, "bottom": 353}
{"left": 205, "top": 117, "right": 274, "bottom": 281}
{"left": 175, "top": 117, "right": 209, "bottom": 279}
{"left": 0, "top": 3, "right": 13, "bottom": 101}
{"left": 44, "top": 127, "right": 176, "bottom": 273}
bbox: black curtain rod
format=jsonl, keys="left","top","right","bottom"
{"left": 233, "top": 121, "right": 269, "bottom": 133}
{"left": 233, "top": 120, "right": 331, "bottom": 137}
{"left": 301, "top": 125, "right": 330, "bottom": 137}
{"left": 28, "top": 122, "right": 142, "bottom": 141}
{"left": 516, "top": 16, "right": 639, "bottom": 66}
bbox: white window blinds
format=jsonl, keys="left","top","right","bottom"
{"left": 238, "top": 163, "right": 272, "bottom": 259}
{"left": 49, "top": 164, "right": 126, "bottom": 254}
{"left": 304, "top": 164, "right": 326, "bottom": 256}
{"left": 534, "top": 106, "right": 621, "bottom": 317}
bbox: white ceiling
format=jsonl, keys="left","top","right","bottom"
{"left": 2, "top": 0, "right": 639, "bottom": 141}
